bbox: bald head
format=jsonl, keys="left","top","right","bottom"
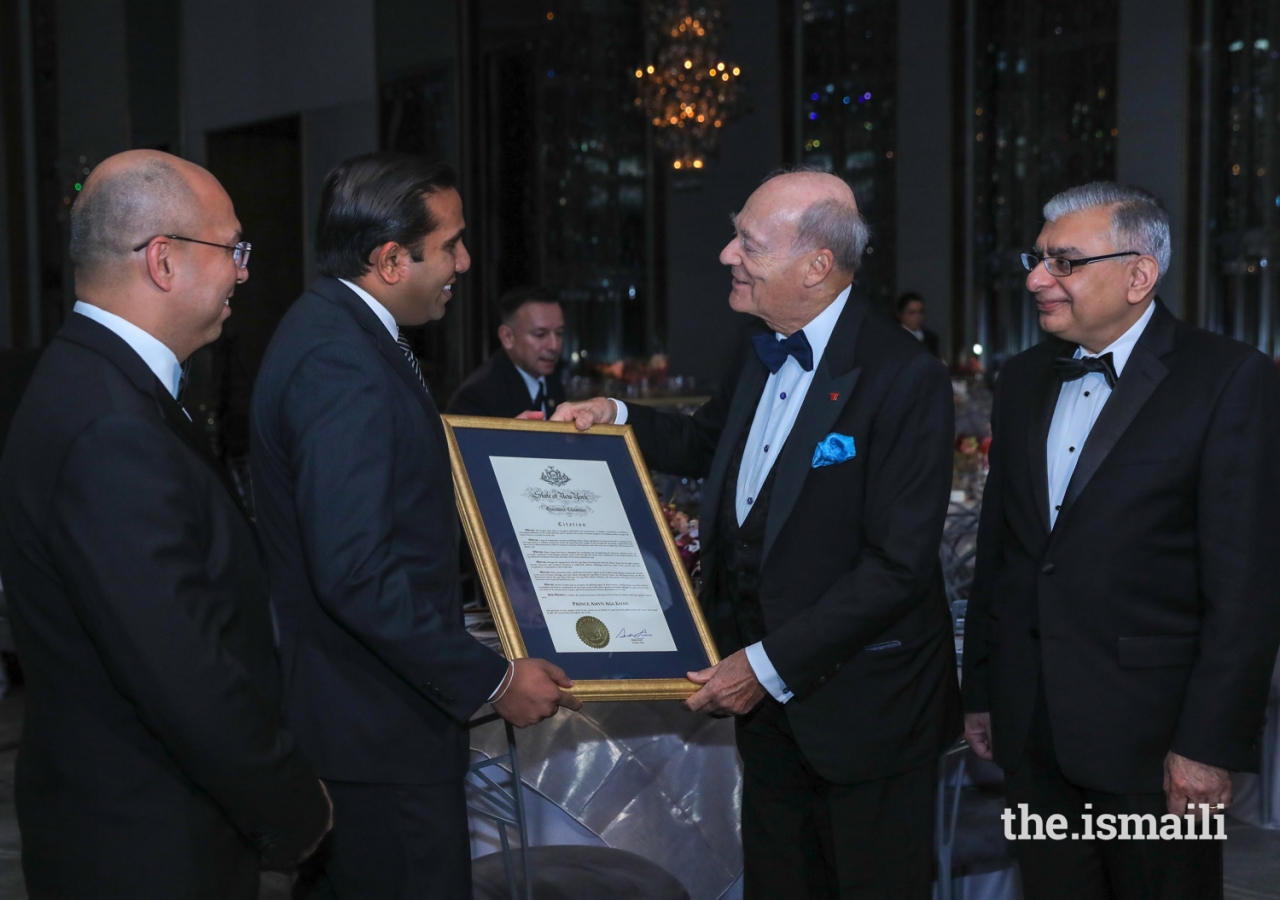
{"left": 68, "top": 150, "right": 247, "bottom": 362}
{"left": 69, "top": 150, "right": 207, "bottom": 275}
{"left": 755, "top": 169, "right": 867, "bottom": 274}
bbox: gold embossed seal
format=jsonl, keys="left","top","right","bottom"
{"left": 575, "top": 615, "right": 610, "bottom": 649}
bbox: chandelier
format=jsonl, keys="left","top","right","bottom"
{"left": 634, "top": 1, "right": 743, "bottom": 171}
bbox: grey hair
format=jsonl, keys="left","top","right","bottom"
{"left": 69, "top": 157, "right": 200, "bottom": 270}
{"left": 1042, "top": 182, "right": 1171, "bottom": 281}
{"left": 761, "top": 165, "right": 871, "bottom": 273}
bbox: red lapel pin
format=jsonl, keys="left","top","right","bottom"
{"left": 829, "top": 392, "right": 840, "bottom": 401}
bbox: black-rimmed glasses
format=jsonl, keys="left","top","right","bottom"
{"left": 132, "top": 235, "right": 252, "bottom": 269}
{"left": 1021, "top": 250, "right": 1138, "bottom": 277}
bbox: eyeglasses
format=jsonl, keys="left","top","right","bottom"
{"left": 132, "top": 235, "right": 252, "bottom": 269}
{"left": 1021, "top": 250, "right": 1138, "bottom": 277}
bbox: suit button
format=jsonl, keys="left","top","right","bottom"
{"left": 1041, "top": 563, "right": 1055, "bottom": 575}
{"left": 1029, "top": 627, "right": 1040, "bottom": 639}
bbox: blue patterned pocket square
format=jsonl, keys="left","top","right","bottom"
{"left": 812, "top": 432, "right": 857, "bottom": 468}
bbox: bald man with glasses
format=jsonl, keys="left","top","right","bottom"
{"left": 0, "top": 149, "right": 330, "bottom": 900}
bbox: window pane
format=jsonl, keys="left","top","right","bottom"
{"left": 798, "top": 0, "right": 898, "bottom": 309}
{"left": 963, "top": 0, "right": 1118, "bottom": 360}
{"left": 1197, "top": 0, "right": 1280, "bottom": 353}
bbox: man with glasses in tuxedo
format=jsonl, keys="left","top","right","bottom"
{"left": 963, "top": 182, "right": 1280, "bottom": 899}
{"left": 0, "top": 149, "right": 331, "bottom": 899}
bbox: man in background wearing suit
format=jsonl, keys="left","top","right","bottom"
{"left": 447, "top": 284, "right": 567, "bottom": 418}
{"left": 896, "top": 291, "right": 941, "bottom": 358}
{"left": 0, "top": 150, "right": 331, "bottom": 899}
{"left": 555, "top": 169, "right": 960, "bottom": 898}
{"left": 963, "top": 183, "right": 1280, "bottom": 899}
{"left": 251, "top": 153, "right": 581, "bottom": 899}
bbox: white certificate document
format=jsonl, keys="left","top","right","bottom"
{"left": 489, "top": 456, "right": 677, "bottom": 653}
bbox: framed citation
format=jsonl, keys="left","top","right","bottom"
{"left": 442, "top": 416, "right": 720, "bottom": 701}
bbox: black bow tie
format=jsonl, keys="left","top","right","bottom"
{"left": 1052, "top": 352, "right": 1118, "bottom": 389}
{"left": 752, "top": 330, "right": 813, "bottom": 374}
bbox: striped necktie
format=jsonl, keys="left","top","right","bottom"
{"left": 396, "top": 329, "right": 430, "bottom": 395}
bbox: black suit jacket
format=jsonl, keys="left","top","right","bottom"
{"left": 963, "top": 301, "right": 1280, "bottom": 793}
{"left": 447, "top": 349, "right": 566, "bottom": 418}
{"left": 0, "top": 314, "right": 328, "bottom": 900}
{"left": 921, "top": 328, "right": 941, "bottom": 358}
{"left": 250, "top": 277, "right": 508, "bottom": 785}
{"left": 626, "top": 292, "right": 961, "bottom": 784}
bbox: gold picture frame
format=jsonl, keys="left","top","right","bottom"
{"left": 442, "top": 415, "right": 720, "bottom": 701}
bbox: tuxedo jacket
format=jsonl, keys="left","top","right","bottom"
{"left": 921, "top": 328, "right": 941, "bottom": 358}
{"left": 627, "top": 293, "right": 961, "bottom": 784}
{"left": 963, "top": 301, "right": 1280, "bottom": 793}
{"left": 0, "top": 315, "right": 328, "bottom": 900}
{"left": 446, "top": 349, "right": 566, "bottom": 418}
{"left": 250, "top": 277, "right": 508, "bottom": 785}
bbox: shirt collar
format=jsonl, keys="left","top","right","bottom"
{"left": 339, "top": 278, "right": 399, "bottom": 340}
{"left": 511, "top": 357, "right": 546, "bottom": 402}
{"left": 777, "top": 283, "right": 851, "bottom": 367}
{"left": 73, "top": 301, "right": 182, "bottom": 398}
{"left": 1073, "top": 300, "right": 1156, "bottom": 377}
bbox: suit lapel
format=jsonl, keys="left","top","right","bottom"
{"left": 547, "top": 365, "right": 566, "bottom": 413}
{"left": 57, "top": 314, "right": 251, "bottom": 520}
{"left": 1027, "top": 358, "right": 1063, "bottom": 534}
{"left": 496, "top": 351, "right": 535, "bottom": 412}
{"left": 376, "top": 337, "right": 442, "bottom": 418}
{"left": 315, "top": 278, "right": 441, "bottom": 420}
{"left": 762, "top": 297, "right": 866, "bottom": 563}
{"left": 153, "top": 387, "right": 253, "bottom": 519}
{"left": 1057, "top": 303, "right": 1175, "bottom": 520}
{"left": 698, "top": 348, "right": 770, "bottom": 557}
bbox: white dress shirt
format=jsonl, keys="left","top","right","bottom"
{"left": 340, "top": 279, "right": 513, "bottom": 700}
{"left": 513, "top": 363, "right": 548, "bottom": 409}
{"left": 339, "top": 278, "right": 399, "bottom": 339}
{"left": 1045, "top": 301, "right": 1156, "bottom": 529}
{"left": 73, "top": 301, "right": 182, "bottom": 399}
{"left": 735, "top": 286, "right": 849, "bottom": 527}
{"left": 615, "top": 285, "right": 852, "bottom": 704}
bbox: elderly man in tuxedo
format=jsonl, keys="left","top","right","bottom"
{"left": 963, "top": 182, "right": 1280, "bottom": 899}
{"left": 0, "top": 150, "right": 331, "bottom": 899}
{"left": 554, "top": 169, "right": 960, "bottom": 898}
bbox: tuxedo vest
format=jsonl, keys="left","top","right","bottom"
{"left": 712, "top": 420, "right": 781, "bottom": 652}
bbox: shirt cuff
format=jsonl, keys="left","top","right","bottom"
{"left": 487, "top": 660, "right": 515, "bottom": 702}
{"left": 611, "top": 399, "right": 628, "bottom": 425}
{"left": 745, "top": 641, "right": 793, "bottom": 703}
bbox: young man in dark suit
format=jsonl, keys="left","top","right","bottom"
{"left": 555, "top": 169, "right": 960, "bottom": 898}
{"left": 250, "top": 153, "right": 580, "bottom": 899}
{"left": 0, "top": 150, "right": 331, "bottom": 900}
{"left": 447, "top": 284, "right": 567, "bottom": 418}
{"left": 963, "top": 182, "right": 1280, "bottom": 899}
